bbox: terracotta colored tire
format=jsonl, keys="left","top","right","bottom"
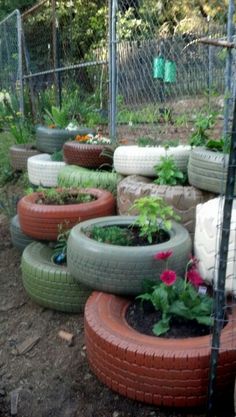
{"left": 117, "top": 175, "right": 215, "bottom": 240}
{"left": 36, "top": 125, "right": 95, "bottom": 154}
{"left": 63, "top": 142, "right": 112, "bottom": 168}
{"left": 114, "top": 145, "right": 191, "bottom": 177}
{"left": 18, "top": 188, "right": 116, "bottom": 241}
{"left": 58, "top": 165, "right": 121, "bottom": 195}
{"left": 27, "top": 154, "right": 66, "bottom": 187}
{"left": 9, "top": 144, "right": 40, "bottom": 171}
{"left": 67, "top": 216, "right": 191, "bottom": 295}
{"left": 21, "top": 242, "right": 91, "bottom": 312}
{"left": 188, "top": 147, "right": 234, "bottom": 194}
{"left": 10, "top": 215, "right": 35, "bottom": 252}
{"left": 85, "top": 292, "right": 236, "bottom": 408}
{"left": 194, "top": 197, "right": 236, "bottom": 293}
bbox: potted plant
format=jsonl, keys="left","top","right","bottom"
{"left": 0, "top": 97, "right": 40, "bottom": 171}
{"left": 84, "top": 252, "right": 236, "bottom": 407}
{"left": 17, "top": 187, "right": 116, "bottom": 241}
{"left": 21, "top": 227, "right": 91, "bottom": 312}
{"left": 117, "top": 155, "right": 215, "bottom": 240}
{"left": 36, "top": 105, "right": 95, "bottom": 154}
{"left": 187, "top": 112, "right": 232, "bottom": 194}
{"left": 67, "top": 196, "right": 192, "bottom": 295}
{"left": 63, "top": 132, "right": 113, "bottom": 169}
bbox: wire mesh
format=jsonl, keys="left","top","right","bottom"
{"left": 0, "top": 11, "right": 22, "bottom": 111}
{"left": 22, "top": 1, "right": 109, "bottom": 123}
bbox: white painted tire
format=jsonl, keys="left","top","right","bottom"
{"left": 194, "top": 197, "right": 236, "bottom": 293}
{"left": 113, "top": 145, "right": 191, "bottom": 177}
{"left": 27, "top": 154, "right": 66, "bottom": 187}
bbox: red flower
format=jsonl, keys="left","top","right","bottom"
{"left": 160, "top": 269, "right": 177, "bottom": 286}
{"left": 187, "top": 267, "right": 204, "bottom": 287}
{"left": 154, "top": 250, "right": 173, "bottom": 261}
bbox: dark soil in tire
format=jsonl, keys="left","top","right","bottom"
{"left": 84, "top": 292, "right": 236, "bottom": 408}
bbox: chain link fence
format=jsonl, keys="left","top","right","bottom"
{"left": 0, "top": 10, "right": 23, "bottom": 114}
{"left": 115, "top": 0, "right": 230, "bottom": 141}
{"left": 21, "top": 1, "right": 109, "bottom": 126}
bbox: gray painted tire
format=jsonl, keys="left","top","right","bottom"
{"left": 188, "top": 147, "right": 234, "bottom": 194}
{"left": 21, "top": 242, "right": 91, "bottom": 312}
{"left": 67, "top": 216, "right": 192, "bottom": 295}
{"left": 114, "top": 145, "right": 191, "bottom": 177}
{"left": 10, "top": 215, "right": 35, "bottom": 252}
{"left": 117, "top": 175, "right": 215, "bottom": 239}
{"left": 9, "top": 144, "right": 40, "bottom": 171}
{"left": 27, "top": 153, "right": 66, "bottom": 187}
{"left": 58, "top": 165, "right": 122, "bottom": 195}
{"left": 36, "top": 125, "right": 95, "bottom": 153}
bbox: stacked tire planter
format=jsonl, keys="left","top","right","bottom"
{"left": 113, "top": 145, "right": 191, "bottom": 177}
{"left": 84, "top": 292, "right": 236, "bottom": 408}
{"left": 117, "top": 175, "right": 215, "bottom": 240}
{"left": 17, "top": 187, "right": 116, "bottom": 312}
{"left": 67, "top": 215, "right": 192, "bottom": 295}
{"left": 9, "top": 143, "right": 40, "bottom": 172}
{"left": 27, "top": 154, "right": 66, "bottom": 188}
{"left": 21, "top": 242, "right": 91, "bottom": 313}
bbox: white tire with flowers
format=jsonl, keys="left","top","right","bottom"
{"left": 67, "top": 216, "right": 192, "bottom": 295}
{"left": 194, "top": 197, "right": 236, "bottom": 293}
{"left": 113, "top": 145, "right": 191, "bottom": 177}
{"left": 27, "top": 154, "right": 66, "bottom": 187}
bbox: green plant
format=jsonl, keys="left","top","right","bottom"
{"left": 136, "top": 136, "right": 158, "bottom": 147}
{"left": 154, "top": 156, "right": 186, "bottom": 186}
{"left": 44, "top": 106, "right": 71, "bottom": 129}
{"left": 87, "top": 225, "right": 133, "bottom": 246}
{"left": 0, "top": 189, "right": 21, "bottom": 218}
{"left": 137, "top": 251, "right": 213, "bottom": 336}
{"left": 130, "top": 196, "right": 180, "bottom": 244}
{"left": 32, "top": 187, "right": 95, "bottom": 205}
{"left": 189, "top": 112, "right": 216, "bottom": 147}
{"left": 205, "top": 136, "right": 230, "bottom": 153}
{"left": 51, "top": 150, "right": 64, "bottom": 161}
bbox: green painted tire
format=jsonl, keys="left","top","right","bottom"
{"left": 10, "top": 215, "right": 35, "bottom": 252}
{"left": 188, "top": 147, "right": 234, "bottom": 194}
{"left": 58, "top": 165, "right": 122, "bottom": 195}
{"left": 21, "top": 242, "right": 91, "bottom": 312}
{"left": 67, "top": 216, "right": 192, "bottom": 295}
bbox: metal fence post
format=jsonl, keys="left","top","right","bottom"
{"left": 109, "top": 0, "right": 117, "bottom": 142}
{"left": 16, "top": 9, "right": 24, "bottom": 116}
{"left": 223, "top": 0, "right": 235, "bottom": 136}
{"left": 207, "top": 97, "right": 236, "bottom": 416}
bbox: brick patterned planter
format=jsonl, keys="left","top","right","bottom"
{"left": 117, "top": 175, "right": 215, "bottom": 240}
{"left": 85, "top": 292, "right": 236, "bottom": 408}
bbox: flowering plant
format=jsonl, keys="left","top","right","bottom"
{"left": 75, "top": 133, "right": 111, "bottom": 145}
{"left": 137, "top": 251, "right": 213, "bottom": 336}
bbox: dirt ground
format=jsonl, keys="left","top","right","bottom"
{"left": 0, "top": 185, "right": 235, "bottom": 417}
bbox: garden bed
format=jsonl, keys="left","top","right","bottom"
{"left": 0, "top": 188, "right": 234, "bottom": 417}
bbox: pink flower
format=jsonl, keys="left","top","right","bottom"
{"left": 186, "top": 267, "right": 204, "bottom": 287}
{"left": 160, "top": 269, "right": 177, "bottom": 286}
{"left": 154, "top": 250, "right": 173, "bottom": 261}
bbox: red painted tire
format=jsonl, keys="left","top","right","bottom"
{"left": 17, "top": 188, "right": 116, "bottom": 241}
{"left": 85, "top": 292, "right": 236, "bottom": 408}
{"left": 63, "top": 142, "right": 112, "bottom": 168}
